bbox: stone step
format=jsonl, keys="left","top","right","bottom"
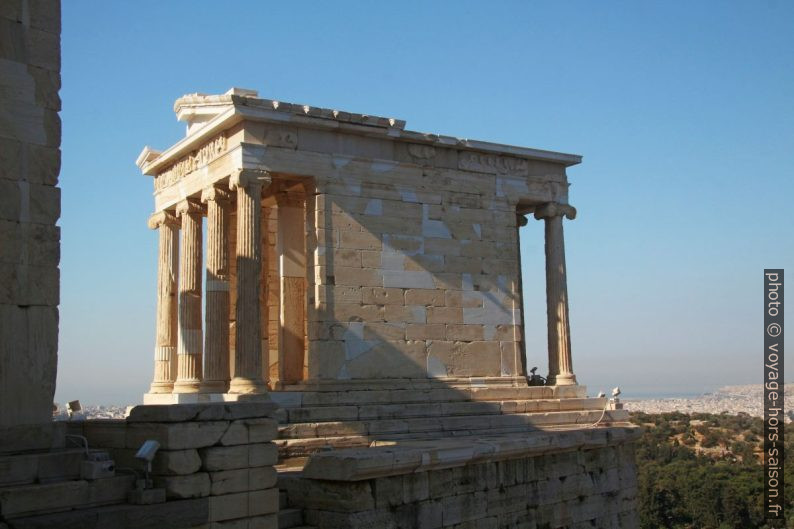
{"left": 0, "top": 475, "right": 135, "bottom": 519}
{"left": 278, "top": 408, "right": 618, "bottom": 439}
{"left": 297, "top": 425, "right": 642, "bottom": 482}
{"left": 0, "top": 449, "right": 85, "bottom": 487}
{"left": 280, "top": 397, "right": 606, "bottom": 424}
{"left": 269, "top": 384, "right": 587, "bottom": 410}
{"left": 278, "top": 507, "right": 304, "bottom": 529}
{"left": 275, "top": 410, "right": 630, "bottom": 458}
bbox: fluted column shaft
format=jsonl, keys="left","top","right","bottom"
{"left": 201, "top": 186, "right": 232, "bottom": 393}
{"left": 148, "top": 211, "right": 179, "bottom": 393}
{"left": 174, "top": 198, "right": 204, "bottom": 392}
{"left": 534, "top": 202, "right": 577, "bottom": 386}
{"left": 229, "top": 170, "right": 271, "bottom": 394}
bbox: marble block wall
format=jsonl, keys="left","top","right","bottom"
{"left": 305, "top": 159, "right": 556, "bottom": 382}
{"left": 284, "top": 431, "right": 640, "bottom": 529}
{"left": 75, "top": 402, "right": 281, "bottom": 528}
{"left": 0, "top": 0, "right": 61, "bottom": 427}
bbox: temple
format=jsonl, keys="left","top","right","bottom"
{"left": 131, "top": 87, "right": 640, "bottom": 528}
{"left": 137, "top": 87, "right": 582, "bottom": 400}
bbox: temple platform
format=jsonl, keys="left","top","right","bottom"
{"left": 275, "top": 426, "right": 640, "bottom": 529}
{"left": 267, "top": 383, "right": 629, "bottom": 460}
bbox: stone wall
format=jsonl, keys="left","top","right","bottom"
{"left": 0, "top": 0, "right": 61, "bottom": 427}
{"left": 69, "top": 402, "right": 281, "bottom": 528}
{"left": 305, "top": 156, "right": 567, "bottom": 382}
{"left": 282, "top": 429, "right": 639, "bottom": 529}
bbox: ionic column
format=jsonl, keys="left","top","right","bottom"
{"left": 174, "top": 198, "right": 204, "bottom": 393}
{"left": 228, "top": 169, "right": 271, "bottom": 394}
{"left": 201, "top": 186, "right": 232, "bottom": 393}
{"left": 534, "top": 202, "right": 577, "bottom": 386}
{"left": 148, "top": 211, "right": 179, "bottom": 393}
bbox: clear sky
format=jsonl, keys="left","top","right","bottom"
{"left": 56, "top": 1, "right": 793, "bottom": 405}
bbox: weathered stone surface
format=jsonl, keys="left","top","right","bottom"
{"left": 126, "top": 421, "right": 229, "bottom": 450}
{"left": 219, "top": 418, "right": 278, "bottom": 446}
{"left": 154, "top": 473, "right": 211, "bottom": 499}
{"left": 4, "top": 497, "right": 209, "bottom": 529}
{"left": 153, "top": 449, "right": 203, "bottom": 476}
{"left": 82, "top": 420, "right": 127, "bottom": 448}
{"left": 208, "top": 467, "right": 276, "bottom": 496}
{"left": 0, "top": 422, "right": 64, "bottom": 454}
{"left": 302, "top": 427, "right": 639, "bottom": 481}
{"left": 208, "top": 491, "right": 247, "bottom": 522}
{"left": 0, "top": 475, "right": 133, "bottom": 518}
{"left": 0, "top": 293, "right": 58, "bottom": 356}
{"left": 290, "top": 436, "right": 638, "bottom": 529}
{"left": 0, "top": 449, "right": 82, "bottom": 486}
{"left": 127, "top": 402, "right": 278, "bottom": 423}
{"left": 248, "top": 487, "right": 278, "bottom": 516}
{"left": 0, "top": 0, "right": 60, "bottom": 429}
{"left": 200, "top": 443, "right": 277, "bottom": 471}
{"left": 284, "top": 478, "right": 375, "bottom": 512}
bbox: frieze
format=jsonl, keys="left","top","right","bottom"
{"left": 154, "top": 134, "right": 227, "bottom": 191}
{"left": 407, "top": 144, "right": 436, "bottom": 160}
{"left": 458, "top": 152, "right": 528, "bottom": 175}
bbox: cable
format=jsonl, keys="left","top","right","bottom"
{"left": 587, "top": 398, "right": 611, "bottom": 428}
{"left": 65, "top": 434, "right": 90, "bottom": 455}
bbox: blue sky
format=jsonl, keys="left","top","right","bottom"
{"left": 56, "top": 1, "right": 793, "bottom": 404}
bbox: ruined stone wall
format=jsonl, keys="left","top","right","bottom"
{"left": 306, "top": 156, "right": 565, "bottom": 382}
{"left": 75, "top": 403, "right": 281, "bottom": 528}
{"left": 0, "top": 0, "right": 61, "bottom": 427}
{"left": 287, "top": 442, "right": 639, "bottom": 529}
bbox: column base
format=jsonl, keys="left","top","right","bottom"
{"left": 199, "top": 380, "right": 230, "bottom": 394}
{"left": 148, "top": 382, "right": 174, "bottom": 394}
{"left": 228, "top": 377, "right": 269, "bottom": 395}
{"left": 172, "top": 381, "right": 201, "bottom": 393}
{"left": 142, "top": 392, "right": 271, "bottom": 405}
{"left": 547, "top": 373, "right": 577, "bottom": 386}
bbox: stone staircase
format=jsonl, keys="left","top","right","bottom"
{"left": 269, "top": 383, "right": 628, "bottom": 529}
{"left": 270, "top": 384, "right": 626, "bottom": 459}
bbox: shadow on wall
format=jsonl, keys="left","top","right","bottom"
{"left": 305, "top": 182, "right": 530, "bottom": 383}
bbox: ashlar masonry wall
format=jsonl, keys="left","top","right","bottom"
{"left": 70, "top": 402, "right": 281, "bottom": 529}
{"left": 305, "top": 152, "right": 569, "bottom": 383}
{"left": 282, "top": 428, "right": 640, "bottom": 529}
{"left": 0, "top": 0, "right": 61, "bottom": 427}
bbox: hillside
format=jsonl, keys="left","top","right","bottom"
{"left": 631, "top": 412, "right": 793, "bottom": 528}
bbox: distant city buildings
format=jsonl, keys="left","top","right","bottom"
{"left": 624, "top": 384, "right": 793, "bottom": 422}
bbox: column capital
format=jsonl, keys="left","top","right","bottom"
{"left": 229, "top": 169, "right": 271, "bottom": 191}
{"left": 176, "top": 198, "right": 204, "bottom": 218}
{"left": 148, "top": 210, "right": 179, "bottom": 230}
{"left": 201, "top": 185, "right": 233, "bottom": 204}
{"left": 533, "top": 202, "right": 576, "bottom": 221}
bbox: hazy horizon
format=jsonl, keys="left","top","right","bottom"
{"left": 54, "top": 1, "right": 792, "bottom": 405}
